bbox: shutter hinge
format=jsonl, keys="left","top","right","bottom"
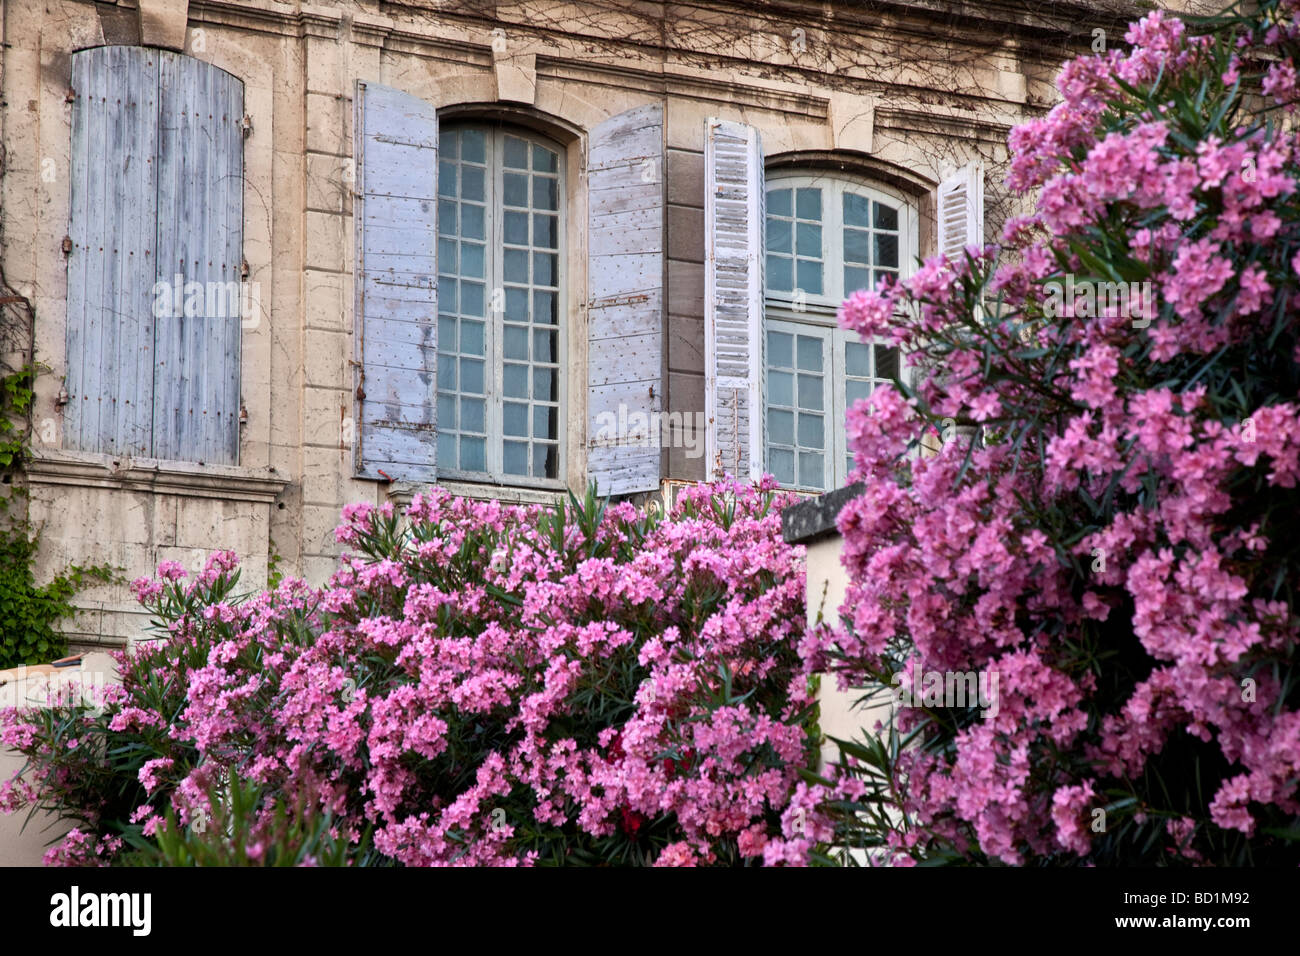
{"left": 238, "top": 404, "right": 248, "bottom": 425}
{"left": 61, "top": 235, "right": 73, "bottom": 256}
{"left": 240, "top": 259, "right": 250, "bottom": 279}
{"left": 65, "top": 88, "right": 75, "bottom": 104}
{"left": 240, "top": 113, "right": 253, "bottom": 137}
{"left": 56, "top": 386, "right": 69, "bottom": 407}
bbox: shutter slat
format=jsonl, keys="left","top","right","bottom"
{"left": 704, "top": 119, "right": 764, "bottom": 481}
{"left": 937, "top": 162, "right": 984, "bottom": 261}
{"left": 586, "top": 103, "right": 664, "bottom": 496}
{"left": 353, "top": 81, "right": 439, "bottom": 481}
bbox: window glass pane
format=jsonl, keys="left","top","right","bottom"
{"left": 769, "top": 409, "right": 794, "bottom": 445}
{"left": 769, "top": 370, "right": 793, "bottom": 406}
{"left": 504, "top": 248, "right": 529, "bottom": 283}
{"left": 460, "top": 320, "right": 485, "bottom": 356}
{"left": 504, "top": 211, "right": 529, "bottom": 245}
{"left": 796, "top": 335, "right": 822, "bottom": 372}
{"left": 461, "top": 205, "right": 485, "bottom": 240}
{"left": 460, "top": 358, "right": 484, "bottom": 394}
{"left": 533, "top": 177, "right": 558, "bottom": 211}
{"left": 438, "top": 393, "right": 457, "bottom": 430}
{"left": 460, "top": 281, "right": 484, "bottom": 317}
{"left": 460, "top": 129, "right": 485, "bottom": 163}
{"left": 877, "top": 346, "right": 900, "bottom": 381}
{"left": 796, "top": 187, "right": 821, "bottom": 220}
{"left": 438, "top": 432, "right": 457, "bottom": 469}
{"left": 768, "top": 331, "right": 793, "bottom": 367}
{"left": 439, "top": 161, "right": 456, "bottom": 197}
{"left": 460, "top": 436, "right": 485, "bottom": 472}
{"left": 533, "top": 144, "right": 558, "bottom": 172}
{"left": 504, "top": 363, "right": 529, "bottom": 398}
{"left": 875, "top": 233, "right": 899, "bottom": 268}
{"left": 844, "top": 228, "right": 871, "bottom": 265}
{"left": 503, "top": 440, "right": 529, "bottom": 475}
{"left": 504, "top": 325, "right": 529, "bottom": 360}
{"left": 504, "top": 402, "right": 529, "bottom": 437}
{"left": 846, "top": 341, "right": 871, "bottom": 377}
{"left": 505, "top": 288, "right": 528, "bottom": 322}
{"left": 797, "top": 413, "right": 824, "bottom": 449}
{"left": 767, "top": 188, "right": 792, "bottom": 217}
{"left": 504, "top": 136, "right": 529, "bottom": 169}
{"left": 845, "top": 266, "right": 872, "bottom": 294}
{"left": 873, "top": 201, "right": 898, "bottom": 230}
{"left": 767, "top": 217, "right": 792, "bottom": 254}
{"left": 534, "top": 443, "right": 557, "bottom": 478}
{"left": 799, "top": 452, "right": 824, "bottom": 488}
{"left": 796, "top": 260, "right": 823, "bottom": 295}
{"left": 533, "top": 213, "right": 558, "bottom": 248}
{"left": 440, "top": 130, "right": 458, "bottom": 160}
{"left": 767, "top": 255, "right": 792, "bottom": 292}
{"left": 460, "top": 165, "right": 484, "bottom": 202}
{"left": 460, "top": 243, "right": 485, "bottom": 278}
{"left": 846, "top": 379, "right": 872, "bottom": 405}
{"left": 534, "top": 329, "right": 556, "bottom": 363}
{"left": 769, "top": 448, "right": 795, "bottom": 485}
{"left": 533, "top": 252, "right": 556, "bottom": 286}
{"left": 843, "top": 192, "right": 871, "bottom": 228}
{"left": 504, "top": 172, "right": 528, "bottom": 207}
{"left": 796, "top": 222, "right": 821, "bottom": 258}
{"left": 533, "top": 367, "right": 556, "bottom": 402}
{"left": 461, "top": 397, "right": 485, "bottom": 432}
{"left": 798, "top": 374, "right": 823, "bottom": 410}
{"left": 533, "top": 290, "right": 557, "bottom": 325}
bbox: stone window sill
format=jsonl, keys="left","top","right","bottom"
{"left": 24, "top": 450, "right": 288, "bottom": 504}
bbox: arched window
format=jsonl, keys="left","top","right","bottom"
{"left": 435, "top": 124, "right": 564, "bottom": 482}
{"left": 763, "top": 172, "right": 917, "bottom": 491}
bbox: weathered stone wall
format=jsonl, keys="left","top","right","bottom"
{"left": 0, "top": 0, "right": 1191, "bottom": 647}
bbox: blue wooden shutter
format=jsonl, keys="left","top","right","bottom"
{"left": 66, "top": 46, "right": 160, "bottom": 457}
{"left": 353, "top": 81, "right": 439, "bottom": 481}
{"left": 704, "top": 119, "right": 765, "bottom": 481}
{"left": 152, "top": 52, "right": 244, "bottom": 465}
{"left": 586, "top": 103, "right": 664, "bottom": 495}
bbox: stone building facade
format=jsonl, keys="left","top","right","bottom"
{"left": 0, "top": 0, "right": 1204, "bottom": 649}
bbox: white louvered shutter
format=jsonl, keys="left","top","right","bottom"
{"left": 937, "top": 162, "right": 984, "bottom": 260}
{"left": 353, "top": 81, "right": 440, "bottom": 481}
{"left": 586, "top": 103, "right": 665, "bottom": 496}
{"left": 704, "top": 119, "right": 764, "bottom": 481}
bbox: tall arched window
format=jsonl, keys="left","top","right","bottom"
{"left": 435, "top": 124, "right": 565, "bottom": 482}
{"left": 763, "top": 172, "right": 917, "bottom": 491}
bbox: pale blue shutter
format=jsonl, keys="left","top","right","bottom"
{"left": 66, "top": 46, "right": 160, "bottom": 457}
{"left": 152, "top": 52, "right": 244, "bottom": 465}
{"left": 586, "top": 103, "right": 664, "bottom": 495}
{"left": 353, "top": 81, "right": 439, "bottom": 481}
{"left": 704, "top": 119, "right": 765, "bottom": 481}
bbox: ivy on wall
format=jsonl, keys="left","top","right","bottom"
{"left": 0, "top": 278, "right": 117, "bottom": 670}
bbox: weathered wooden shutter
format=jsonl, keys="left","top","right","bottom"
{"left": 353, "top": 81, "right": 439, "bottom": 481}
{"left": 152, "top": 52, "right": 244, "bottom": 465}
{"left": 937, "top": 162, "right": 984, "bottom": 260}
{"left": 66, "top": 46, "right": 160, "bottom": 458}
{"left": 586, "top": 104, "right": 664, "bottom": 496}
{"left": 704, "top": 119, "right": 764, "bottom": 481}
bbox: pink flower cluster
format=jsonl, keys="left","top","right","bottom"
{"left": 4, "top": 481, "right": 812, "bottom": 866}
{"left": 775, "top": 7, "right": 1300, "bottom": 865}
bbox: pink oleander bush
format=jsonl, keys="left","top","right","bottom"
{"left": 1, "top": 482, "right": 815, "bottom": 866}
{"left": 780, "top": 2, "right": 1300, "bottom": 866}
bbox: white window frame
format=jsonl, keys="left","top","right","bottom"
{"left": 763, "top": 171, "right": 918, "bottom": 492}
{"left": 435, "top": 123, "right": 567, "bottom": 490}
